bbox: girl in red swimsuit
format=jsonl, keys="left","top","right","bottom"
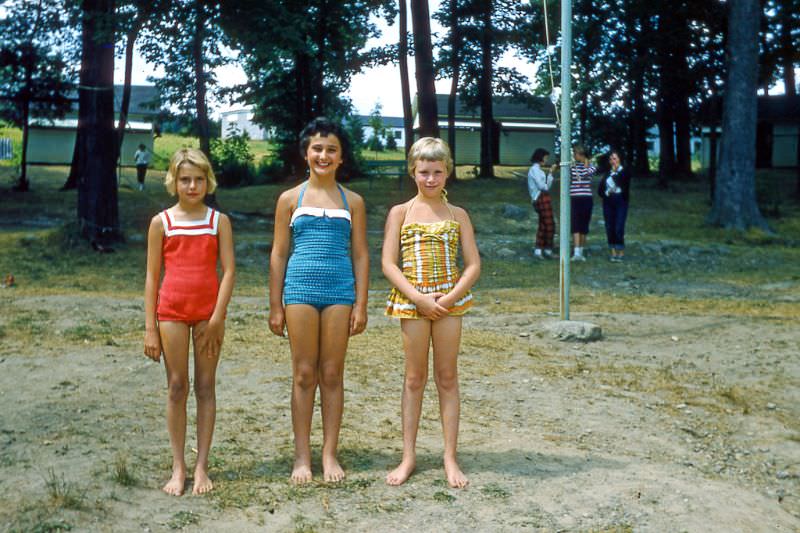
{"left": 143, "top": 148, "right": 235, "bottom": 496}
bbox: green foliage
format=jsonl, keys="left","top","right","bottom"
{"left": 384, "top": 130, "right": 398, "bottom": 150}
{"left": 112, "top": 454, "right": 138, "bottom": 487}
{"left": 168, "top": 511, "right": 199, "bottom": 530}
{"left": 218, "top": 0, "right": 397, "bottom": 177}
{"left": 43, "top": 469, "right": 86, "bottom": 511}
{"left": 366, "top": 103, "right": 385, "bottom": 152}
{"left": 0, "top": 1, "right": 74, "bottom": 130}
{"left": 210, "top": 127, "right": 256, "bottom": 187}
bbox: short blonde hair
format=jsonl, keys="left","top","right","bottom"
{"left": 407, "top": 137, "right": 454, "bottom": 177}
{"left": 164, "top": 148, "right": 217, "bottom": 196}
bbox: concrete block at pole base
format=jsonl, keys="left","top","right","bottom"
{"left": 544, "top": 321, "right": 602, "bottom": 342}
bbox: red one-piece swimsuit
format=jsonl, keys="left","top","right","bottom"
{"left": 157, "top": 208, "right": 220, "bottom": 323}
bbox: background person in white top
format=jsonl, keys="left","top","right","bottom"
{"left": 527, "top": 148, "right": 557, "bottom": 259}
{"left": 134, "top": 144, "right": 151, "bottom": 191}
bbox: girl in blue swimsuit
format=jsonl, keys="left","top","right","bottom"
{"left": 268, "top": 117, "right": 369, "bottom": 484}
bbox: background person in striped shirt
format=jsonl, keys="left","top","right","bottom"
{"left": 570, "top": 145, "right": 597, "bottom": 261}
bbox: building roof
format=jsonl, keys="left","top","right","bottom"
{"left": 61, "top": 85, "right": 161, "bottom": 116}
{"left": 758, "top": 95, "right": 800, "bottom": 122}
{"left": 29, "top": 118, "right": 152, "bottom": 131}
{"left": 357, "top": 115, "right": 405, "bottom": 129}
{"left": 699, "top": 94, "right": 800, "bottom": 124}
{"left": 434, "top": 94, "right": 556, "bottom": 122}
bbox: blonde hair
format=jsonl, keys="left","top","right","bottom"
{"left": 164, "top": 148, "right": 217, "bottom": 196}
{"left": 407, "top": 137, "right": 454, "bottom": 178}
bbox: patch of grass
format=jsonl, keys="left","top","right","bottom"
{"left": 112, "top": 454, "right": 137, "bottom": 487}
{"left": 715, "top": 384, "right": 752, "bottom": 414}
{"left": 292, "top": 515, "right": 318, "bottom": 533}
{"left": 480, "top": 483, "right": 511, "bottom": 499}
{"left": 43, "top": 468, "right": 86, "bottom": 511}
{"left": 167, "top": 510, "right": 199, "bottom": 529}
{"left": 6, "top": 504, "right": 74, "bottom": 533}
{"left": 432, "top": 490, "right": 455, "bottom": 503}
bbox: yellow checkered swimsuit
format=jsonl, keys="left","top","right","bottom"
{"left": 385, "top": 218, "right": 473, "bottom": 318}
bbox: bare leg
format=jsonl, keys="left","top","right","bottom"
{"left": 572, "top": 232, "right": 581, "bottom": 249}
{"left": 285, "top": 305, "right": 321, "bottom": 484}
{"left": 432, "top": 316, "right": 468, "bottom": 489}
{"left": 318, "top": 305, "right": 352, "bottom": 482}
{"left": 191, "top": 321, "right": 221, "bottom": 495}
{"left": 159, "top": 321, "right": 191, "bottom": 496}
{"left": 386, "top": 318, "right": 431, "bottom": 486}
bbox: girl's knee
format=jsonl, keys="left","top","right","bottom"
{"left": 194, "top": 378, "right": 216, "bottom": 402}
{"left": 318, "top": 366, "right": 343, "bottom": 389}
{"left": 405, "top": 372, "right": 428, "bottom": 392}
{"left": 293, "top": 365, "right": 318, "bottom": 390}
{"left": 167, "top": 378, "right": 189, "bottom": 402}
{"left": 434, "top": 369, "right": 458, "bottom": 391}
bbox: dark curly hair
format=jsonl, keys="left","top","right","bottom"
{"left": 530, "top": 148, "right": 550, "bottom": 164}
{"left": 298, "top": 117, "right": 353, "bottom": 180}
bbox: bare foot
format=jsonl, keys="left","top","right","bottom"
{"left": 322, "top": 455, "right": 345, "bottom": 483}
{"left": 192, "top": 467, "right": 213, "bottom": 495}
{"left": 386, "top": 458, "right": 416, "bottom": 486}
{"left": 291, "top": 460, "right": 313, "bottom": 484}
{"left": 162, "top": 467, "right": 186, "bottom": 496}
{"left": 444, "top": 458, "right": 468, "bottom": 489}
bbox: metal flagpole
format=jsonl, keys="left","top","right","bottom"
{"left": 559, "top": 0, "right": 573, "bottom": 320}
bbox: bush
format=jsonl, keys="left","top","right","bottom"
{"left": 255, "top": 156, "right": 287, "bottom": 184}
{"left": 211, "top": 127, "right": 255, "bottom": 187}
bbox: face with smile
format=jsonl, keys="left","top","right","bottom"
{"left": 176, "top": 163, "right": 207, "bottom": 204}
{"left": 305, "top": 133, "right": 342, "bottom": 179}
{"left": 609, "top": 152, "right": 621, "bottom": 170}
{"left": 413, "top": 159, "right": 447, "bottom": 198}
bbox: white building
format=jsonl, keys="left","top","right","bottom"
{"left": 220, "top": 108, "right": 269, "bottom": 140}
{"left": 359, "top": 115, "right": 406, "bottom": 147}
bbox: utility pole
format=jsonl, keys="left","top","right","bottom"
{"left": 559, "top": 0, "right": 573, "bottom": 320}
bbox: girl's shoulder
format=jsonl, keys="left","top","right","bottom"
{"left": 448, "top": 203, "right": 471, "bottom": 224}
{"left": 276, "top": 183, "right": 303, "bottom": 207}
{"left": 338, "top": 185, "right": 364, "bottom": 209}
{"left": 149, "top": 212, "right": 165, "bottom": 229}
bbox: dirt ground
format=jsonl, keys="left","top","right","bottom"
{"left": 1, "top": 288, "right": 798, "bottom": 532}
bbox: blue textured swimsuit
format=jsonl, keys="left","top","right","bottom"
{"left": 283, "top": 182, "right": 356, "bottom": 309}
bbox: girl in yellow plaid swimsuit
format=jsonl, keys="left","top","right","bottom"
{"left": 382, "top": 137, "right": 481, "bottom": 489}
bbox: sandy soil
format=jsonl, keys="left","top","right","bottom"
{"left": 1, "top": 292, "right": 798, "bottom": 532}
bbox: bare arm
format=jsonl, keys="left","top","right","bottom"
{"left": 268, "top": 190, "right": 294, "bottom": 336}
{"left": 348, "top": 192, "right": 369, "bottom": 335}
{"left": 436, "top": 206, "right": 481, "bottom": 310}
{"left": 381, "top": 204, "right": 448, "bottom": 320}
{"left": 143, "top": 215, "right": 163, "bottom": 361}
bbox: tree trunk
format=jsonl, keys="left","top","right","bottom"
{"left": 674, "top": 88, "right": 692, "bottom": 178}
{"left": 17, "top": 81, "right": 30, "bottom": 191}
{"left": 410, "top": 0, "right": 438, "bottom": 138}
{"left": 657, "top": 90, "right": 675, "bottom": 187}
{"left": 478, "top": 1, "right": 494, "bottom": 178}
{"left": 673, "top": 32, "right": 692, "bottom": 179}
{"left": 630, "top": 6, "right": 651, "bottom": 175}
{"left": 795, "top": 124, "right": 800, "bottom": 199}
{"left": 193, "top": 1, "right": 210, "bottom": 157}
{"left": 398, "top": 0, "right": 413, "bottom": 158}
{"left": 708, "top": 94, "right": 719, "bottom": 202}
{"left": 779, "top": 4, "right": 796, "bottom": 97}
{"left": 312, "top": 0, "right": 329, "bottom": 116}
{"left": 77, "top": 0, "right": 120, "bottom": 246}
{"left": 446, "top": 0, "right": 459, "bottom": 182}
{"left": 708, "top": 0, "right": 768, "bottom": 230}
{"left": 117, "top": 18, "right": 142, "bottom": 157}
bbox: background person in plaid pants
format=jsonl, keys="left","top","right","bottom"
{"left": 527, "top": 148, "right": 557, "bottom": 259}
